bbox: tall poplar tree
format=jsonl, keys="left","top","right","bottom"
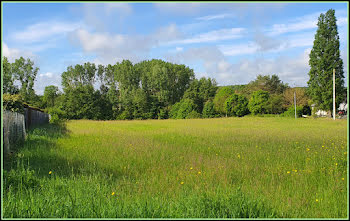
{"left": 307, "top": 9, "right": 345, "bottom": 113}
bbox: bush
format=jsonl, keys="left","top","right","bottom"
{"left": 186, "top": 110, "right": 201, "bottom": 119}
{"left": 202, "top": 101, "right": 216, "bottom": 118}
{"left": 248, "top": 90, "right": 270, "bottom": 115}
{"left": 281, "top": 105, "right": 303, "bottom": 118}
{"left": 3, "top": 93, "right": 24, "bottom": 113}
{"left": 176, "top": 99, "right": 197, "bottom": 119}
{"left": 224, "top": 94, "right": 249, "bottom": 117}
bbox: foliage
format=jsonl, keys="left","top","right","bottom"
{"left": 3, "top": 93, "right": 24, "bottom": 113}
{"left": 213, "top": 86, "right": 235, "bottom": 116}
{"left": 280, "top": 106, "right": 303, "bottom": 118}
{"left": 267, "top": 94, "right": 285, "bottom": 114}
{"left": 224, "top": 94, "right": 249, "bottom": 117}
{"left": 307, "top": 9, "right": 345, "bottom": 112}
{"left": 244, "top": 74, "right": 288, "bottom": 97}
{"left": 2, "top": 57, "right": 18, "bottom": 94}
{"left": 202, "top": 101, "right": 216, "bottom": 118}
{"left": 248, "top": 90, "right": 270, "bottom": 115}
{"left": 43, "top": 85, "right": 60, "bottom": 108}
{"left": 283, "top": 87, "right": 310, "bottom": 109}
{"left": 11, "top": 57, "right": 39, "bottom": 103}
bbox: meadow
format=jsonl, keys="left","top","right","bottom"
{"left": 2, "top": 117, "right": 348, "bottom": 218}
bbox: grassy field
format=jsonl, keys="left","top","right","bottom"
{"left": 2, "top": 117, "right": 348, "bottom": 218}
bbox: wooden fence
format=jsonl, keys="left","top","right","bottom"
{"left": 3, "top": 107, "right": 50, "bottom": 155}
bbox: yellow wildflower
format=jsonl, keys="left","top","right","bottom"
{"left": 112, "top": 192, "right": 115, "bottom": 196}
{"left": 316, "top": 199, "right": 319, "bottom": 202}
{"left": 198, "top": 171, "right": 201, "bottom": 174}
{"left": 306, "top": 148, "right": 310, "bottom": 151}
{"left": 287, "top": 171, "right": 290, "bottom": 174}
{"left": 49, "top": 171, "right": 52, "bottom": 175}
{"left": 190, "top": 167, "right": 193, "bottom": 170}
{"left": 180, "top": 181, "right": 184, "bottom": 185}
{"left": 341, "top": 178, "right": 345, "bottom": 181}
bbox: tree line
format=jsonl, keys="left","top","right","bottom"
{"left": 3, "top": 56, "right": 314, "bottom": 121}
{"left": 2, "top": 9, "right": 345, "bottom": 121}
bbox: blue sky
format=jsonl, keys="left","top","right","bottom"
{"left": 2, "top": 2, "right": 348, "bottom": 94}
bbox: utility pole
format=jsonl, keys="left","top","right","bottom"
{"left": 333, "top": 68, "right": 336, "bottom": 120}
{"left": 294, "top": 90, "right": 297, "bottom": 119}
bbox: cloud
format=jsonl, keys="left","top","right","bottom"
{"left": 164, "top": 45, "right": 318, "bottom": 87}
{"left": 68, "top": 23, "right": 184, "bottom": 64}
{"left": 268, "top": 10, "right": 348, "bottom": 36}
{"left": 11, "top": 21, "right": 82, "bottom": 43}
{"left": 39, "top": 72, "right": 54, "bottom": 78}
{"left": 167, "top": 28, "right": 245, "bottom": 45}
{"left": 2, "top": 42, "right": 36, "bottom": 62}
{"left": 35, "top": 72, "right": 62, "bottom": 95}
{"left": 153, "top": 3, "right": 201, "bottom": 15}
{"left": 81, "top": 3, "right": 133, "bottom": 32}
{"left": 196, "top": 13, "right": 234, "bottom": 21}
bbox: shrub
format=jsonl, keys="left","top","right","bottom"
{"left": 186, "top": 110, "right": 201, "bottom": 119}
{"left": 3, "top": 93, "right": 24, "bottom": 113}
{"left": 202, "top": 101, "right": 216, "bottom": 118}
{"left": 248, "top": 90, "right": 270, "bottom": 115}
{"left": 281, "top": 105, "right": 303, "bottom": 117}
{"left": 224, "top": 94, "right": 249, "bottom": 117}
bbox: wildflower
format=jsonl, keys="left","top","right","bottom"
{"left": 180, "top": 181, "right": 184, "bottom": 185}
{"left": 341, "top": 178, "right": 345, "bottom": 181}
{"left": 112, "top": 192, "right": 115, "bottom": 196}
{"left": 190, "top": 167, "right": 193, "bottom": 170}
{"left": 335, "top": 163, "right": 338, "bottom": 166}
{"left": 216, "top": 153, "right": 218, "bottom": 156}
{"left": 49, "top": 171, "right": 52, "bottom": 175}
{"left": 316, "top": 199, "right": 319, "bottom": 202}
{"left": 198, "top": 171, "right": 201, "bottom": 174}
{"left": 306, "top": 148, "right": 310, "bottom": 151}
{"left": 287, "top": 171, "right": 290, "bottom": 174}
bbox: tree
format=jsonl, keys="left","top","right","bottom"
{"left": 307, "top": 9, "right": 345, "bottom": 113}
{"left": 224, "top": 94, "right": 249, "bottom": 117}
{"left": 248, "top": 90, "right": 270, "bottom": 115}
{"left": 244, "top": 74, "right": 288, "bottom": 96}
{"left": 43, "top": 85, "right": 59, "bottom": 108}
{"left": 202, "top": 101, "right": 216, "bottom": 118}
{"left": 3, "top": 57, "right": 18, "bottom": 94}
{"left": 213, "top": 86, "right": 235, "bottom": 116}
{"left": 283, "top": 87, "right": 310, "bottom": 109}
{"left": 11, "top": 57, "right": 39, "bottom": 102}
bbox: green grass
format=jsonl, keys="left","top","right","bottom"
{"left": 3, "top": 117, "right": 348, "bottom": 218}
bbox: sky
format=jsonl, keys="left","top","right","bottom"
{"left": 2, "top": 2, "right": 348, "bottom": 95}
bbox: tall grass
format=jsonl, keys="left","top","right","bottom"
{"left": 3, "top": 117, "right": 348, "bottom": 218}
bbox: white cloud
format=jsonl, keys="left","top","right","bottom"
{"left": 167, "top": 28, "right": 245, "bottom": 45}
{"left": 2, "top": 42, "right": 36, "bottom": 62}
{"left": 39, "top": 72, "right": 54, "bottom": 78}
{"left": 268, "top": 10, "right": 348, "bottom": 36}
{"left": 35, "top": 72, "right": 62, "bottom": 95}
{"left": 104, "top": 3, "right": 133, "bottom": 15}
{"left": 154, "top": 3, "right": 201, "bottom": 15}
{"left": 12, "top": 21, "right": 82, "bottom": 43}
{"left": 196, "top": 13, "right": 234, "bottom": 21}
{"left": 165, "top": 46, "right": 317, "bottom": 87}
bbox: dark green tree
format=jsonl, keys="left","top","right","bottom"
{"left": 213, "top": 86, "right": 235, "bottom": 116}
{"left": 248, "top": 90, "right": 270, "bottom": 115}
{"left": 307, "top": 9, "right": 345, "bottom": 113}
{"left": 202, "top": 100, "right": 216, "bottom": 118}
{"left": 224, "top": 94, "right": 249, "bottom": 117}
